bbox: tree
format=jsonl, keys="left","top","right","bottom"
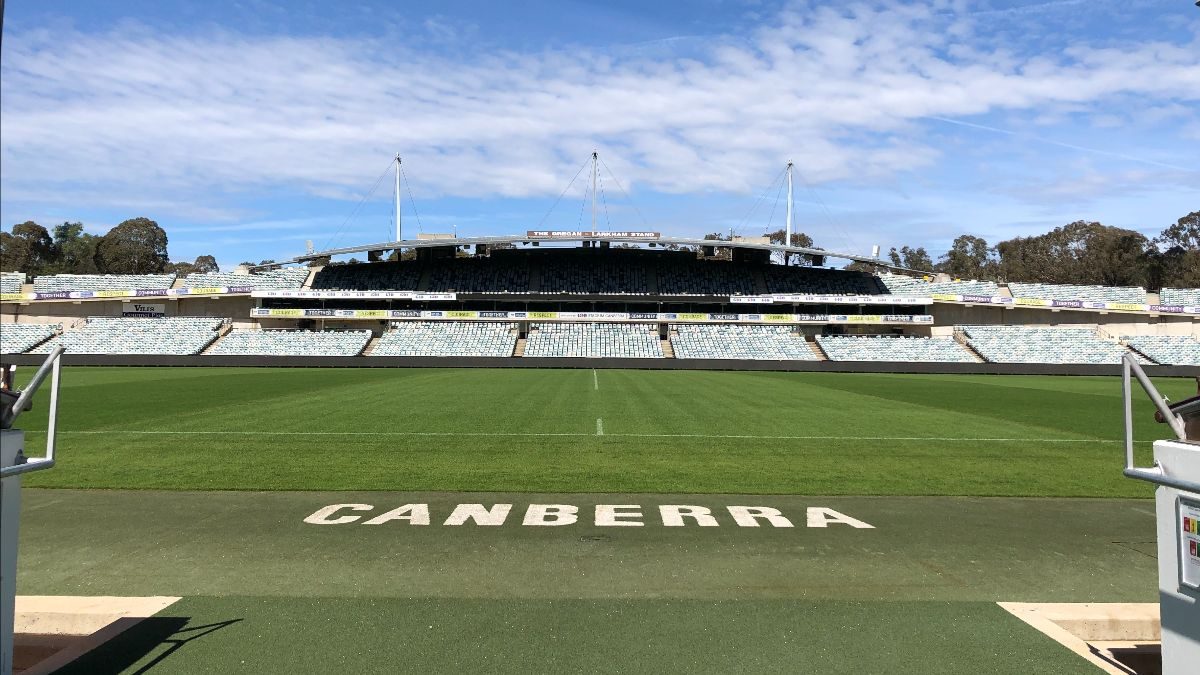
{"left": 701, "top": 232, "right": 732, "bottom": 260}
{"left": 887, "top": 245, "right": 933, "bottom": 271}
{"left": 995, "top": 221, "right": 1149, "bottom": 286}
{"left": 936, "top": 235, "right": 994, "bottom": 280}
{"left": 49, "top": 221, "right": 100, "bottom": 274}
{"left": 0, "top": 221, "right": 58, "bottom": 274}
{"left": 1149, "top": 210, "right": 1200, "bottom": 289}
{"left": 93, "top": 217, "right": 169, "bottom": 274}
{"left": 765, "top": 228, "right": 816, "bottom": 265}
{"left": 192, "top": 255, "right": 219, "bottom": 273}
{"left": 306, "top": 255, "right": 332, "bottom": 268}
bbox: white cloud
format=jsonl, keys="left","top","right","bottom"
{"left": 0, "top": 1, "right": 1197, "bottom": 223}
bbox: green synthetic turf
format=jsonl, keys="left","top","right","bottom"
{"left": 55, "top": 597, "right": 1097, "bottom": 675}
{"left": 13, "top": 367, "right": 1195, "bottom": 496}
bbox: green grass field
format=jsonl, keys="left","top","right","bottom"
{"left": 10, "top": 367, "right": 1193, "bottom": 673}
{"left": 15, "top": 367, "right": 1194, "bottom": 496}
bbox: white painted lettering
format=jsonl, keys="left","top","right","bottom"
{"left": 659, "top": 505, "right": 719, "bottom": 527}
{"left": 444, "top": 503, "right": 512, "bottom": 526}
{"left": 595, "top": 505, "right": 643, "bottom": 527}
{"left": 362, "top": 504, "right": 431, "bottom": 526}
{"left": 303, "top": 504, "right": 373, "bottom": 525}
{"left": 727, "top": 506, "right": 793, "bottom": 528}
{"left": 806, "top": 507, "right": 874, "bottom": 529}
{"left": 523, "top": 504, "right": 578, "bottom": 526}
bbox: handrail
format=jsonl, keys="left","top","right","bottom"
{"left": 0, "top": 346, "right": 64, "bottom": 478}
{"left": 1121, "top": 353, "right": 1200, "bottom": 494}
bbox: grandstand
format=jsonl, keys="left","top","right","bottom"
{"left": 1160, "top": 287, "right": 1200, "bottom": 306}
{"left": 183, "top": 267, "right": 308, "bottom": 290}
{"left": 524, "top": 323, "right": 664, "bottom": 358}
{"left": 1122, "top": 335, "right": 1200, "bottom": 366}
{"left": 762, "top": 266, "right": 885, "bottom": 295}
{"left": 670, "top": 324, "right": 817, "bottom": 360}
{"left": 878, "top": 274, "right": 999, "bottom": 297}
{"left": 816, "top": 335, "right": 978, "bottom": 362}
{"left": 31, "top": 316, "right": 222, "bottom": 355}
{"left": 0, "top": 323, "right": 58, "bottom": 354}
{"left": 959, "top": 325, "right": 1139, "bottom": 364}
{"left": 1007, "top": 282, "right": 1145, "bottom": 304}
{"left": 207, "top": 328, "right": 370, "bottom": 356}
{"left": 1, "top": 272, "right": 24, "bottom": 294}
{"left": 373, "top": 322, "right": 517, "bottom": 357}
{"left": 33, "top": 273, "right": 176, "bottom": 292}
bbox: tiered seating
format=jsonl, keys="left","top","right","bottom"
{"left": 816, "top": 335, "right": 976, "bottom": 362}
{"left": 879, "top": 274, "right": 998, "bottom": 297}
{"left": 33, "top": 274, "right": 175, "bottom": 293}
{"left": 1007, "top": 282, "right": 1144, "bottom": 304}
{"left": 208, "top": 329, "right": 370, "bottom": 356}
{"left": 1160, "top": 288, "right": 1200, "bottom": 306}
{"left": 32, "top": 317, "right": 221, "bottom": 355}
{"left": 0, "top": 324, "right": 58, "bottom": 354}
{"left": 524, "top": 323, "right": 663, "bottom": 358}
{"left": 959, "top": 325, "right": 1137, "bottom": 364}
{"left": 540, "top": 256, "right": 649, "bottom": 294}
{"left": 670, "top": 324, "right": 816, "bottom": 360}
{"left": 373, "top": 322, "right": 516, "bottom": 357}
{"left": 311, "top": 261, "right": 423, "bottom": 291}
{"left": 183, "top": 268, "right": 308, "bottom": 290}
{"left": 425, "top": 257, "right": 530, "bottom": 294}
{"left": 1122, "top": 336, "right": 1200, "bottom": 366}
{"left": 1, "top": 272, "right": 24, "bottom": 294}
{"left": 657, "top": 259, "right": 758, "bottom": 295}
{"left": 762, "top": 267, "right": 885, "bottom": 295}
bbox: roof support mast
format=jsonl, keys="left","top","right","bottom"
{"left": 591, "top": 150, "right": 598, "bottom": 232}
{"left": 785, "top": 161, "right": 794, "bottom": 265}
{"left": 394, "top": 153, "right": 403, "bottom": 244}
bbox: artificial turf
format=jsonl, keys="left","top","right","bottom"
{"left": 13, "top": 366, "right": 1196, "bottom": 496}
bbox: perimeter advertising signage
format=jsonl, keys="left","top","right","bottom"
{"left": 525, "top": 230, "right": 660, "bottom": 239}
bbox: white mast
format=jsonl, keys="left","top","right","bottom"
{"left": 785, "top": 161, "right": 794, "bottom": 265}
{"left": 400, "top": 153, "right": 410, "bottom": 242}
{"left": 591, "top": 150, "right": 598, "bottom": 232}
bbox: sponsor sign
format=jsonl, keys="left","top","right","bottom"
{"left": 123, "top": 302, "right": 166, "bottom": 317}
{"left": 526, "top": 230, "right": 660, "bottom": 239}
{"left": 303, "top": 502, "right": 875, "bottom": 530}
{"left": 0, "top": 293, "right": 25, "bottom": 302}
{"left": 249, "top": 308, "right": 937, "bottom": 324}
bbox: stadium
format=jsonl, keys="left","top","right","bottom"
{"left": 2, "top": 221, "right": 1199, "bottom": 674}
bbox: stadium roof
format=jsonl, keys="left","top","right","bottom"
{"left": 264, "top": 234, "right": 921, "bottom": 273}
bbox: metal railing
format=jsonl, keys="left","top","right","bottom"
{"left": 0, "top": 346, "right": 64, "bottom": 478}
{"left": 1121, "top": 353, "right": 1200, "bottom": 494}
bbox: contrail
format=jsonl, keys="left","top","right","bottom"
{"left": 924, "top": 116, "right": 1197, "bottom": 173}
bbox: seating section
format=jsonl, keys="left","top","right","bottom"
{"left": 762, "top": 267, "right": 885, "bottom": 295}
{"left": 32, "top": 317, "right": 222, "bottom": 355}
{"left": 656, "top": 258, "right": 759, "bottom": 295}
{"left": 0, "top": 323, "right": 58, "bottom": 354}
{"left": 670, "top": 324, "right": 817, "bottom": 360}
{"left": 1122, "top": 336, "right": 1200, "bottom": 366}
{"left": 311, "top": 261, "right": 424, "bottom": 291}
{"left": 879, "top": 274, "right": 999, "bottom": 297}
{"left": 1007, "top": 282, "right": 1145, "bottom": 304}
{"left": 1, "top": 272, "right": 24, "bottom": 294}
{"left": 959, "top": 325, "right": 1138, "bottom": 364}
{"left": 373, "top": 322, "right": 516, "bottom": 357}
{"left": 425, "top": 257, "right": 530, "bottom": 294}
{"left": 539, "top": 256, "right": 649, "bottom": 295}
{"left": 524, "top": 323, "right": 663, "bottom": 358}
{"left": 183, "top": 268, "right": 308, "bottom": 290}
{"left": 816, "top": 335, "right": 977, "bottom": 362}
{"left": 1160, "top": 288, "right": 1200, "bottom": 306}
{"left": 208, "top": 329, "right": 369, "bottom": 356}
{"left": 33, "top": 274, "right": 176, "bottom": 293}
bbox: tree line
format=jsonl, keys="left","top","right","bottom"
{"left": 0, "top": 217, "right": 219, "bottom": 278}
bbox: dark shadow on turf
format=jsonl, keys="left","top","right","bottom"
{"left": 55, "top": 617, "right": 241, "bottom": 674}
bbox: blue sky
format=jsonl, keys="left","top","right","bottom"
{"left": 1, "top": 0, "right": 1197, "bottom": 270}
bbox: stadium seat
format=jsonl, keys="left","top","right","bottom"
{"left": 207, "top": 329, "right": 371, "bottom": 356}
{"left": 373, "top": 322, "right": 517, "bottom": 356}
{"left": 0, "top": 272, "right": 24, "bottom": 294}
{"left": 32, "top": 273, "right": 176, "bottom": 293}
{"left": 878, "top": 274, "right": 999, "bottom": 297}
{"left": 1121, "top": 335, "right": 1200, "bottom": 366}
{"left": 670, "top": 324, "right": 817, "bottom": 360}
{"left": 0, "top": 323, "right": 59, "bottom": 354}
{"left": 183, "top": 268, "right": 308, "bottom": 290}
{"left": 959, "top": 325, "right": 1143, "bottom": 364}
{"left": 815, "top": 335, "right": 977, "bottom": 362}
{"left": 1007, "top": 282, "right": 1145, "bottom": 304}
{"left": 31, "top": 316, "right": 222, "bottom": 355}
{"left": 1159, "top": 288, "right": 1200, "bottom": 306}
{"left": 524, "top": 323, "right": 664, "bottom": 358}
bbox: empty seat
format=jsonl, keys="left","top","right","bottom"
{"left": 1007, "top": 282, "right": 1145, "bottom": 304}
{"left": 32, "top": 317, "right": 222, "bottom": 355}
{"left": 207, "top": 329, "right": 370, "bottom": 356}
{"left": 670, "top": 324, "right": 817, "bottom": 360}
{"left": 816, "top": 335, "right": 976, "bottom": 362}
{"left": 959, "top": 325, "right": 1142, "bottom": 364}
{"left": 1122, "top": 335, "right": 1200, "bottom": 366}
{"left": 0, "top": 323, "right": 58, "bottom": 354}
{"left": 373, "top": 322, "right": 516, "bottom": 357}
{"left": 524, "top": 323, "right": 663, "bottom": 358}
{"left": 32, "top": 274, "right": 176, "bottom": 293}
{"left": 184, "top": 268, "right": 308, "bottom": 290}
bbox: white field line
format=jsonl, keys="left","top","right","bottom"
{"left": 593, "top": 369, "right": 599, "bottom": 391}
{"left": 34, "top": 430, "right": 1146, "bottom": 442}
{"left": 596, "top": 418, "right": 605, "bottom": 436}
